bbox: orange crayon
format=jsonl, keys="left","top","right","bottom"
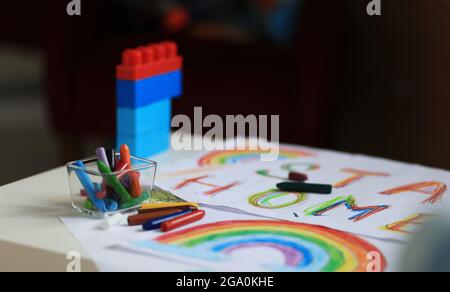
{"left": 120, "top": 144, "right": 131, "bottom": 166}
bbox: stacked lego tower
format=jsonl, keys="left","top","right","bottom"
{"left": 116, "top": 41, "right": 183, "bottom": 157}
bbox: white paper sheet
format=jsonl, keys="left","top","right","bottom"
{"left": 156, "top": 148, "right": 450, "bottom": 241}
{"left": 60, "top": 144, "right": 450, "bottom": 271}
{"left": 61, "top": 208, "right": 405, "bottom": 272}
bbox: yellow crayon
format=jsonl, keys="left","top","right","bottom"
{"left": 140, "top": 202, "right": 199, "bottom": 211}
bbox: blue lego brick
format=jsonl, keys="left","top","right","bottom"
{"left": 116, "top": 126, "right": 171, "bottom": 158}
{"left": 117, "top": 98, "right": 171, "bottom": 136}
{"left": 117, "top": 70, "right": 182, "bottom": 108}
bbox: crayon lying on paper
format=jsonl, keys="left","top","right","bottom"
{"left": 143, "top": 209, "right": 193, "bottom": 231}
{"left": 138, "top": 204, "right": 196, "bottom": 214}
{"left": 140, "top": 202, "right": 199, "bottom": 213}
{"left": 128, "top": 207, "right": 191, "bottom": 226}
{"left": 161, "top": 210, "right": 206, "bottom": 232}
{"left": 276, "top": 182, "right": 332, "bottom": 195}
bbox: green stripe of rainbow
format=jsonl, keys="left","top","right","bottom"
{"left": 155, "top": 220, "right": 386, "bottom": 272}
{"left": 198, "top": 148, "right": 316, "bottom": 166}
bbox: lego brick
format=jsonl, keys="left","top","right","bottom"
{"left": 117, "top": 41, "right": 183, "bottom": 81}
{"left": 117, "top": 70, "right": 182, "bottom": 108}
{"left": 117, "top": 98, "right": 171, "bottom": 136}
{"left": 117, "top": 127, "right": 171, "bottom": 158}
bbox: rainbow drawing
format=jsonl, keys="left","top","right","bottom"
{"left": 134, "top": 220, "right": 386, "bottom": 272}
{"left": 198, "top": 148, "right": 316, "bottom": 166}
{"left": 248, "top": 189, "right": 308, "bottom": 209}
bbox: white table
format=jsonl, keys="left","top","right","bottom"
{"left": 0, "top": 166, "right": 99, "bottom": 271}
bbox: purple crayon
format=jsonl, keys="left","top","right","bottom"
{"left": 96, "top": 147, "right": 110, "bottom": 169}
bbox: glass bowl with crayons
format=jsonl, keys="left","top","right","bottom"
{"left": 66, "top": 145, "right": 157, "bottom": 218}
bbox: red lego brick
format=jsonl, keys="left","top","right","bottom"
{"left": 116, "top": 41, "right": 183, "bottom": 81}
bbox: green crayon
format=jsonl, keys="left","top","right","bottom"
{"left": 120, "top": 191, "right": 150, "bottom": 210}
{"left": 97, "top": 160, "right": 132, "bottom": 203}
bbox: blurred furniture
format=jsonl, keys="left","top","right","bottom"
{"left": 2, "top": 0, "right": 347, "bottom": 161}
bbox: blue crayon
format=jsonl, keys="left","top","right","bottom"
{"left": 143, "top": 209, "right": 193, "bottom": 231}
{"left": 93, "top": 182, "right": 102, "bottom": 192}
{"left": 105, "top": 199, "right": 119, "bottom": 212}
{"left": 73, "top": 161, "right": 107, "bottom": 212}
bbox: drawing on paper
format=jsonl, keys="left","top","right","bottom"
{"left": 149, "top": 186, "right": 185, "bottom": 204}
{"left": 248, "top": 189, "right": 308, "bottom": 209}
{"left": 381, "top": 214, "right": 431, "bottom": 235}
{"left": 133, "top": 220, "right": 386, "bottom": 272}
{"left": 198, "top": 148, "right": 316, "bottom": 166}
{"left": 380, "top": 181, "right": 447, "bottom": 204}
{"left": 304, "top": 195, "right": 389, "bottom": 222}
{"left": 256, "top": 169, "right": 287, "bottom": 180}
{"left": 172, "top": 175, "right": 240, "bottom": 197}
{"left": 256, "top": 162, "right": 320, "bottom": 180}
{"left": 334, "top": 169, "right": 390, "bottom": 189}
{"left": 282, "top": 162, "right": 320, "bottom": 172}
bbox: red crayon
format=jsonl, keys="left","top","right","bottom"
{"left": 161, "top": 210, "right": 206, "bottom": 232}
{"left": 114, "top": 160, "right": 130, "bottom": 181}
{"left": 129, "top": 171, "right": 142, "bottom": 198}
{"left": 288, "top": 172, "right": 308, "bottom": 182}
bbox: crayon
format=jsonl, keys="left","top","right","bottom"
{"left": 97, "top": 160, "right": 132, "bottom": 203}
{"left": 138, "top": 204, "right": 196, "bottom": 215}
{"left": 119, "top": 171, "right": 141, "bottom": 198}
{"left": 120, "top": 144, "right": 131, "bottom": 166}
{"left": 161, "top": 210, "right": 206, "bottom": 232}
{"left": 117, "top": 144, "right": 141, "bottom": 197}
{"left": 140, "top": 202, "right": 199, "bottom": 212}
{"left": 276, "top": 182, "right": 332, "bottom": 195}
{"left": 129, "top": 171, "right": 142, "bottom": 198}
{"left": 84, "top": 198, "right": 94, "bottom": 210}
{"left": 96, "top": 189, "right": 107, "bottom": 200}
{"left": 128, "top": 207, "right": 188, "bottom": 226}
{"left": 120, "top": 174, "right": 133, "bottom": 189}
{"left": 96, "top": 147, "right": 110, "bottom": 168}
{"left": 105, "top": 199, "right": 119, "bottom": 212}
{"left": 114, "top": 160, "right": 129, "bottom": 178}
{"left": 74, "top": 160, "right": 107, "bottom": 212}
{"left": 93, "top": 182, "right": 103, "bottom": 192}
{"left": 288, "top": 172, "right": 308, "bottom": 182}
{"left": 143, "top": 209, "right": 193, "bottom": 231}
{"left": 120, "top": 191, "right": 150, "bottom": 210}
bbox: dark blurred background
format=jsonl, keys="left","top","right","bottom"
{"left": 1, "top": 0, "right": 450, "bottom": 185}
